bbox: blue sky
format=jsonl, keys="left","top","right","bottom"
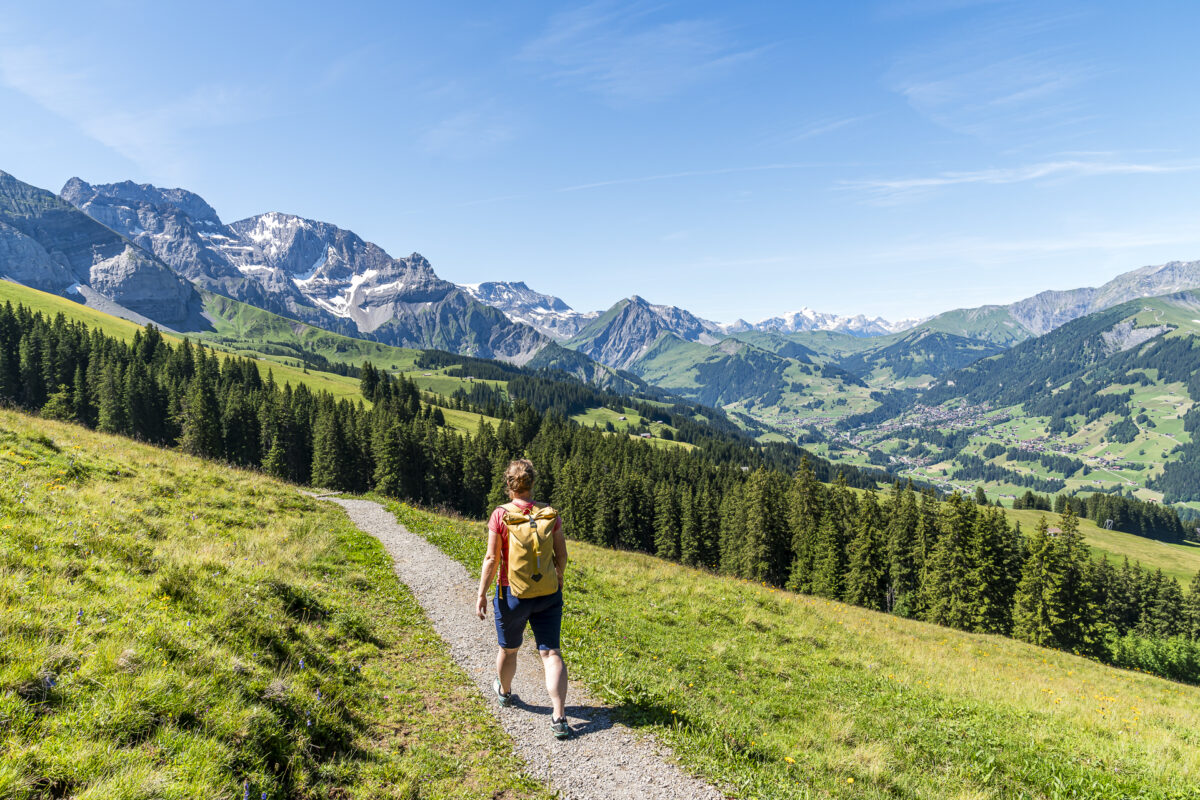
{"left": 3, "top": 0, "right": 1199, "bottom": 323}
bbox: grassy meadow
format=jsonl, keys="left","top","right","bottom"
{"left": 0, "top": 409, "right": 547, "bottom": 800}
{"left": 392, "top": 502, "right": 1200, "bottom": 800}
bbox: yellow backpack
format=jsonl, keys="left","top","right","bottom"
{"left": 501, "top": 502, "right": 559, "bottom": 599}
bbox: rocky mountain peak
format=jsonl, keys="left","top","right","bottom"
{"left": 458, "top": 279, "right": 596, "bottom": 340}
{"left": 62, "top": 177, "right": 223, "bottom": 226}
{"left": 0, "top": 170, "right": 201, "bottom": 328}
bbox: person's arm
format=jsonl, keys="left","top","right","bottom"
{"left": 552, "top": 517, "right": 568, "bottom": 589}
{"left": 476, "top": 527, "right": 501, "bottom": 619}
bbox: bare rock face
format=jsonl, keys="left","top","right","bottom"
{"left": 567, "top": 295, "right": 722, "bottom": 369}
{"left": 62, "top": 179, "right": 549, "bottom": 361}
{"left": 0, "top": 219, "right": 78, "bottom": 291}
{"left": 458, "top": 280, "right": 599, "bottom": 340}
{"left": 87, "top": 244, "right": 196, "bottom": 324}
{"left": 0, "top": 171, "right": 200, "bottom": 328}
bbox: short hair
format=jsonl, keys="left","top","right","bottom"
{"left": 504, "top": 458, "right": 535, "bottom": 495}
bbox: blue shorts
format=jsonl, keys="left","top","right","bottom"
{"left": 494, "top": 585, "right": 563, "bottom": 651}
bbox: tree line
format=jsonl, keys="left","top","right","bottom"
{"left": 3, "top": 302, "right": 1200, "bottom": 683}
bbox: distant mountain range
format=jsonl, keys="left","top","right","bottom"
{"left": 721, "top": 308, "right": 926, "bottom": 337}
{"left": 4, "top": 167, "right": 1200, "bottom": 435}
{"left": 0, "top": 171, "right": 204, "bottom": 329}
{"left": 919, "top": 260, "right": 1200, "bottom": 345}
{"left": 58, "top": 177, "right": 546, "bottom": 362}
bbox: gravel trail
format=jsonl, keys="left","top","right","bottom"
{"left": 315, "top": 494, "right": 726, "bottom": 800}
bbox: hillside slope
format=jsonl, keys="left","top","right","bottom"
{"left": 919, "top": 259, "right": 1200, "bottom": 344}
{"left": 397, "top": 503, "right": 1200, "bottom": 800}
{"left": 0, "top": 410, "right": 546, "bottom": 799}
{"left": 836, "top": 292, "right": 1200, "bottom": 508}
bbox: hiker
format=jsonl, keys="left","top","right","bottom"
{"left": 475, "top": 458, "right": 570, "bottom": 739}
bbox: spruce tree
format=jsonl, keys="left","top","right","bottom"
{"left": 1056, "top": 506, "right": 1097, "bottom": 652}
{"left": 785, "top": 459, "right": 823, "bottom": 593}
{"left": 811, "top": 515, "right": 845, "bottom": 600}
{"left": 741, "top": 468, "right": 789, "bottom": 584}
{"left": 96, "top": 361, "right": 128, "bottom": 435}
{"left": 653, "top": 481, "right": 681, "bottom": 562}
{"left": 679, "top": 487, "right": 702, "bottom": 567}
{"left": 41, "top": 383, "right": 75, "bottom": 421}
{"left": 1184, "top": 569, "right": 1200, "bottom": 641}
{"left": 1012, "top": 517, "right": 1068, "bottom": 647}
{"left": 922, "top": 494, "right": 977, "bottom": 631}
{"left": 845, "top": 492, "right": 888, "bottom": 610}
{"left": 717, "top": 491, "right": 746, "bottom": 576}
{"left": 178, "top": 369, "right": 222, "bottom": 459}
{"left": 969, "top": 508, "right": 1018, "bottom": 634}
{"left": 885, "top": 482, "right": 922, "bottom": 615}
{"left": 310, "top": 403, "right": 348, "bottom": 490}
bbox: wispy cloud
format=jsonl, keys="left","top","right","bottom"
{"left": 846, "top": 158, "right": 1200, "bottom": 201}
{"left": 521, "top": 2, "right": 763, "bottom": 104}
{"left": 419, "top": 105, "right": 518, "bottom": 158}
{"left": 784, "top": 114, "right": 877, "bottom": 143}
{"left": 0, "top": 44, "right": 256, "bottom": 181}
{"left": 558, "top": 162, "right": 822, "bottom": 192}
{"left": 888, "top": 10, "right": 1101, "bottom": 142}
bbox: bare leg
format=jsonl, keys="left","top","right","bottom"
{"left": 540, "top": 648, "right": 568, "bottom": 718}
{"left": 497, "top": 647, "right": 519, "bottom": 694}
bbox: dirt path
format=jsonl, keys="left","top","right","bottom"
{"left": 315, "top": 494, "right": 726, "bottom": 800}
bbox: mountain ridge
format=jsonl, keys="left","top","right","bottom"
{"left": 59, "top": 178, "right": 549, "bottom": 363}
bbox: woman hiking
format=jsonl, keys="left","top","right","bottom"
{"left": 475, "top": 458, "right": 571, "bottom": 739}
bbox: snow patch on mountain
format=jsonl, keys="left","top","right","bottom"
{"left": 722, "top": 307, "right": 926, "bottom": 337}
{"left": 458, "top": 280, "right": 598, "bottom": 340}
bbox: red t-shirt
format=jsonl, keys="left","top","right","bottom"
{"left": 489, "top": 500, "right": 561, "bottom": 587}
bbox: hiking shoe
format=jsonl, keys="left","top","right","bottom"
{"left": 493, "top": 677, "right": 512, "bottom": 708}
{"left": 550, "top": 716, "right": 570, "bottom": 739}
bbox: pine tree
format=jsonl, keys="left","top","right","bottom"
{"left": 178, "top": 369, "right": 222, "bottom": 458}
{"left": 845, "top": 492, "right": 887, "bottom": 610}
{"left": 653, "top": 481, "right": 681, "bottom": 562}
{"left": 811, "top": 515, "right": 845, "bottom": 600}
{"left": 969, "top": 508, "right": 1018, "bottom": 634}
{"left": 1012, "top": 517, "right": 1068, "bottom": 647}
{"left": 885, "top": 482, "right": 921, "bottom": 615}
{"left": 922, "top": 494, "right": 977, "bottom": 630}
{"left": 785, "top": 459, "right": 823, "bottom": 592}
{"left": 1185, "top": 570, "right": 1200, "bottom": 641}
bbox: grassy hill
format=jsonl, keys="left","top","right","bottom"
{"left": 0, "top": 278, "right": 510, "bottom": 435}
{"left": 628, "top": 335, "right": 878, "bottom": 440}
{"left": 0, "top": 280, "right": 367, "bottom": 404}
{"left": 917, "top": 305, "right": 1033, "bottom": 345}
{"left": 837, "top": 292, "right": 1200, "bottom": 514}
{"left": 201, "top": 292, "right": 424, "bottom": 373}
{"left": 395, "top": 502, "right": 1200, "bottom": 800}
{"left": 0, "top": 409, "right": 546, "bottom": 799}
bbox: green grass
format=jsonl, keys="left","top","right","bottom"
{"left": 0, "top": 280, "right": 148, "bottom": 343}
{"left": 201, "top": 292, "right": 423, "bottom": 373}
{"left": 1000, "top": 508, "right": 1200, "bottom": 584}
{"left": 0, "top": 410, "right": 548, "bottom": 800}
{"left": 391, "top": 501, "right": 1200, "bottom": 800}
